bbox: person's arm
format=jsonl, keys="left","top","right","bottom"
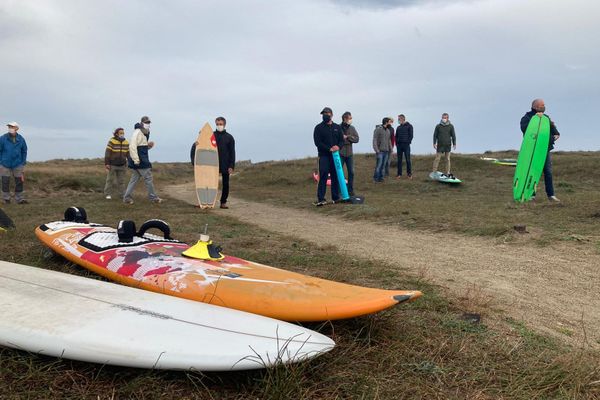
{"left": 451, "top": 125, "right": 456, "bottom": 147}
{"left": 229, "top": 136, "right": 236, "bottom": 171}
{"left": 373, "top": 129, "right": 380, "bottom": 153}
{"left": 129, "top": 131, "right": 140, "bottom": 165}
{"left": 520, "top": 114, "right": 529, "bottom": 134}
{"left": 105, "top": 139, "right": 112, "bottom": 167}
{"left": 550, "top": 119, "right": 560, "bottom": 138}
{"left": 22, "top": 137, "right": 27, "bottom": 166}
{"left": 409, "top": 124, "right": 414, "bottom": 143}
{"left": 347, "top": 126, "right": 359, "bottom": 143}
{"left": 313, "top": 126, "right": 330, "bottom": 154}
{"left": 190, "top": 143, "right": 196, "bottom": 166}
{"left": 433, "top": 126, "right": 438, "bottom": 148}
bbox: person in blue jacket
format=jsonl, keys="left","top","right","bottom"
{"left": 0, "top": 122, "right": 28, "bottom": 204}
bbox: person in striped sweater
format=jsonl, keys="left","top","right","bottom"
{"left": 103, "top": 128, "right": 129, "bottom": 200}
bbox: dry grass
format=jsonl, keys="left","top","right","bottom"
{"left": 0, "top": 159, "right": 599, "bottom": 399}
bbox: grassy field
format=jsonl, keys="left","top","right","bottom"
{"left": 234, "top": 151, "right": 600, "bottom": 247}
{"left": 0, "top": 159, "right": 599, "bottom": 399}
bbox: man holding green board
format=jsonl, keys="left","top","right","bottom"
{"left": 518, "top": 99, "right": 561, "bottom": 203}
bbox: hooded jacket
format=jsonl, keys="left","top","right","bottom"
{"left": 372, "top": 125, "right": 392, "bottom": 153}
{"left": 433, "top": 122, "right": 456, "bottom": 149}
{"left": 0, "top": 133, "right": 27, "bottom": 169}
{"left": 127, "top": 123, "right": 152, "bottom": 169}
{"left": 520, "top": 109, "right": 560, "bottom": 151}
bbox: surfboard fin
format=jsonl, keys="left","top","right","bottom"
{"left": 182, "top": 234, "right": 225, "bottom": 261}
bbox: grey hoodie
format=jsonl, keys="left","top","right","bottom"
{"left": 372, "top": 125, "right": 392, "bottom": 153}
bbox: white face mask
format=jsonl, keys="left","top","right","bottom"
{"left": 442, "top": 118, "right": 448, "bottom": 123}
{"left": 8, "top": 128, "right": 16, "bottom": 134}
{"left": 347, "top": 119, "right": 353, "bottom": 125}
{"left": 143, "top": 123, "right": 150, "bottom": 130}
{"left": 216, "top": 125, "right": 225, "bottom": 132}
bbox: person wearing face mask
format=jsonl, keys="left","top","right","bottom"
{"left": 103, "top": 128, "right": 129, "bottom": 200}
{"left": 520, "top": 98, "right": 561, "bottom": 202}
{"left": 395, "top": 114, "right": 414, "bottom": 179}
{"left": 123, "top": 116, "right": 162, "bottom": 204}
{"left": 372, "top": 117, "right": 393, "bottom": 183}
{"left": 432, "top": 113, "right": 456, "bottom": 175}
{"left": 0, "top": 122, "right": 28, "bottom": 204}
{"left": 313, "top": 107, "right": 344, "bottom": 206}
{"left": 340, "top": 111, "right": 359, "bottom": 196}
{"left": 213, "top": 116, "right": 236, "bottom": 209}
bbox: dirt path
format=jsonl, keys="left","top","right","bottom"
{"left": 167, "top": 184, "right": 600, "bottom": 348}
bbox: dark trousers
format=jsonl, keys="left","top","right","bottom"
{"left": 542, "top": 152, "right": 554, "bottom": 197}
{"left": 317, "top": 155, "right": 339, "bottom": 202}
{"left": 339, "top": 154, "right": 354, "bottom": 194}
{"left": 221, "top": 172, "right": 230, "bottom": 204}
{"left": 397, "top": 144, "right": 412, "bottom": 176}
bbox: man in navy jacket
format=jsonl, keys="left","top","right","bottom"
{"left": 313, "top": 107, "right": 344, "bottom": 206}
{"left": 520, "top": 99, "right": 561, "bottom": 202}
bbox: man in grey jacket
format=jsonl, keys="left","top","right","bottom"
{"left": 432, "top": 113, "right": 456, "bottom": 174}
{"left": 340, "top": 111, "right": 359, "bottom": 195}
{"left": 372, "top": 117, "right": 393, "bottom": 183}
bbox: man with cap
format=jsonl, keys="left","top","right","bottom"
{"left": 123, "top": 116, "right": 162, "bottom": 204}
{"left": 313, "top": 107, "right": 344, "bottom": 206}
{"left": 0, "top": 122, "right": 28, "bottom": 204}
{"left": 340, "top": 111, "right": 359, "bottom": 196}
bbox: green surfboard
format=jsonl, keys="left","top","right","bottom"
{"left": 513, "top": 115, "right": 550, "bottom": 202}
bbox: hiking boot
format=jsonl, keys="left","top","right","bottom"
{"left": 548, "top": 196, "right": 561, "bottom": 203}
{"left": 105, "top": 195, "right": 112, "bottom": 200}
{"left": 151, "top": 198, "right": 163, "bottom": 204}
{"left": 220, "top": 203, "right": 229, "bottom": 209}
{"left": 407, "top": 175, "right": 413, "bottom": 180}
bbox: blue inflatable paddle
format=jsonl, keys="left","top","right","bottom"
{"left": 332, "top": 150, "right": 350, "bottom": 201}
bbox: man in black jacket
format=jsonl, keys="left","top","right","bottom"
{"left": 395, "top": 114, "right": 414, "bottom": 179}
{"left": 313, "top": 107, "right": 344, "bottom": 206}
{"left": 214, "top": 116, "right": 236, "bottom": 209}
{"left": 520, "top": 99, "right": 561, "bottom": 203}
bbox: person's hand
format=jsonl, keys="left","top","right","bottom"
{"left": 134, "top": 162, "right": 140, "bottom": 166}
{"left": 228, "top": 167, "right": 233, "bottom": 174}
{"left": 453, "top": 144, "right": 456, "bottom": 151}
{"left": 148, "top": 141, "right": 155, "bottom": 149}
{"left": 343, "top": 135, "right": 348, "bottom": 140}
{"left": 330, "top": 145, "right": 340, "bottom": 152}
{"left": 433, "top": 144, "right": 437, "bottom": 150}
{"left": 105, "top": 164, "right": 111, "bottom": 170}
{"left": 553, "top": 135, "right": 560, "bottom": 142}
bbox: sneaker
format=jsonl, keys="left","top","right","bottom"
{"left": 313, "top": 200, "right": 327, "bottom": 207}
{"left": 407, "top": 175, "right": 413, "bottom": 180}
{"left": 17, "top": 199, "right": 28, "bottom": 204}
{"left": 220, "top": 203, "right": 229, "bottom": 209}
{"left": 548, "top": 196, "right": 561, "bottom": 203}
{"left": 151, "top": 198, "right": 163, "bottom": 204}
{"left": 105, "top": 195, "right": 112, "bottom": 200}
{"left": 396, "top": 175, "right": 402, "bottom": 180}
{"left": 124, "top": 199, "right": 134, "bottom": 205}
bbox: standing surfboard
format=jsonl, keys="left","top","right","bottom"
{"left": 0, "top": 261, "right": 334, "bottom": 370}
{"left": 331, "top": 150, "right": 350, "bottom": 201}
{"left": 194, "top": 123, "right": 219, "bottom": 209}
{"left": 513, "top": 115, "right": 550, "bottom": 202}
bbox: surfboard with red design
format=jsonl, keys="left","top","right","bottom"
{"left": 35, "top": 220, "right": 422, "bottom": 322}
{"left": 194, "top": 123, "right": 219, "bottom": 209}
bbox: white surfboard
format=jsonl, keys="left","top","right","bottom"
{"left": 0, "top": 261, "right": 334, "bottom": 371}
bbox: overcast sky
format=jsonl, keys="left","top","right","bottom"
{"left": 1, "top": 0, "right": 598, "bottom": 163}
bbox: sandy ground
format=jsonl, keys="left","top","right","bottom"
{"left": 167, "top": 184, "right": 600, "bottom": 348}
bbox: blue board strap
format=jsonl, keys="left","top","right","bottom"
{"left": 332, "top": 151, "right": 350, "bottom": 200}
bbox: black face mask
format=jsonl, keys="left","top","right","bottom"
{"left": 322, "top": 114, "right": 332, "bottom": 123}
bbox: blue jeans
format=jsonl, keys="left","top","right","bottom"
{"left": 340, "top": 154, "right": 354, "bottom": 194}
{"left": 317, "top": 155, "right": 339, "bottom": 202}
{"left": 373, "top": 152, "right": 389, "bottom": 182}
{"left": 397, "top": 144, "right": 412, "bottom": 176}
